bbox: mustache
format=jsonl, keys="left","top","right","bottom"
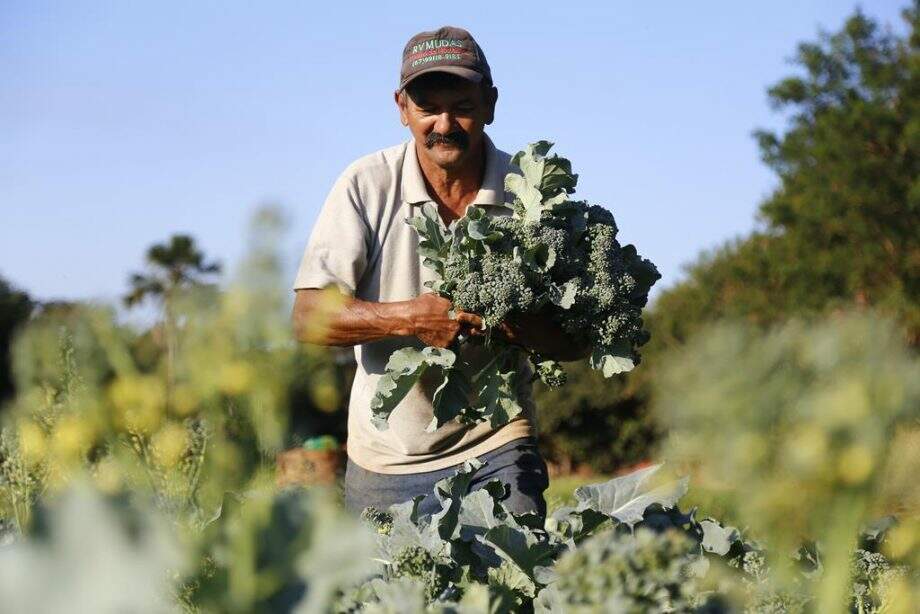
{"left": 425, "top": 131, "right": 469, "bottom": 150}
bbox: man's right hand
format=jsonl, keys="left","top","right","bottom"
{"left": 406, "top": 293, "right": 483, "bottom": 348}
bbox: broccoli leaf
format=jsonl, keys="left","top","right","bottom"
{"left": 378, "top": 496, "right": 443, "bottom": 559}
{"left": 504, "top": 173, "right": 544, "bottom": 222}
{"left": 455, "top": 488, "right": 506, "bottom": 542}
{"left": 506, "top": 141, "right": 578, "bottom": 224}
{"left": 464, "top": 208, "right": 503, "bottom": 243}
{"left": 546, "top": 507, "right": 610, "bottom": 548}
{"left": 427, "top": 367, "right": 473, "bottom": 432}
{"left": 516, "top": 244, "right": 556, "bottom": 273}
{"left": 589, "top": 344, "right": 636, "bottom": 377}
{"left": 699, "top": 519, "right": 741, "bottom": 556}
{"left": 540, "top": 155, "right": 577, "bottom": 197}
{"left": 406, "top": 203, "right": 451, "bottom": 277}
{"left": 482, "top": 523, "right": 561, "bottom": 594}
{"left": 473, "top": 357, "right": 525, "bottom": 429}
{"left": 363, "top": 577, "right": 428, "bottom": 612}
{"left": 371, "top": 347, "right": 457, "bottom": 430}
{"left": 572, "top": 463, "right": 689, "bottom": 528}
{"left": 429, "top": 459, "right": 483, "bottom": 541}
{"left": 548, "top": 279, "right": 578, "bottom": 309}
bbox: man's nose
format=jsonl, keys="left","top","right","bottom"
{"left": 433, "top": 112, "right": 456, "bottom": 134}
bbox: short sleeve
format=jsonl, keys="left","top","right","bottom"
{"left": 292, "top": 172, "right": 370, "bottom": 295}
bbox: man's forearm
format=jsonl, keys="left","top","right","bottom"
{"left": 292, "top": 288, "right": 482, "bottom": 348}
{"left": 293, "top": 289, "right": 415, "bottom": 347}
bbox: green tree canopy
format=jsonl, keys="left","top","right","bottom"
{"left": 0, "top": 277, "right": 34, "bottom": 404}
{"left": 536, "top": 2, "right": 920, "bottom": 473}
{"left": 123, "top": 234, "right": 221, "bottom": 310}
{"left": 653, "top": 1, "right": 920, "bottom": 346}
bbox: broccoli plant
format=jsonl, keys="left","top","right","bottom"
{"left": 371, "top": 140, "right": 660, "bottom": 432}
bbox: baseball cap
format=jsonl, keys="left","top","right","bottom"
{"left": 398, "top": 26, "right": 492, "bottom": 91}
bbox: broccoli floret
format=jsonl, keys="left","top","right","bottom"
{"left": 360, "top": 507, "right": 393, "bottom": 535}
{"left": 534, "top": 358, "right": 567, "bottom": 388}
{"left": 587, "top": 204, "right": 618, "bottom": 228}
{"left": 390, "top": 546, "right": 451, "bottom": 602}
{"left": 489, "top": 215, "right": 517, "bottom": 233}
{"left": 452, "top": 253, "right": 536, "bottom": 328}
{"left": 546, "top": 528, "right": 723, "bottom": 612}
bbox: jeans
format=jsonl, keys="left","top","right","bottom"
{"left": 344, "top": 436, "right": 549, "bottom": 519}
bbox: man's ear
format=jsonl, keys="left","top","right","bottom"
{"left": 483, "top": 85, "right": 498, "bottom": 125}
{"left": 394, "top": 89, "right": 410, "bottom": 127}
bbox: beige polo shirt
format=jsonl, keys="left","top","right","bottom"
{"left": 292, "top": 133, "right": 536, "bottom": 474}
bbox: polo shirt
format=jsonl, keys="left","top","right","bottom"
{"left": 292, "top": 133, "right": 536, "bottom": 474}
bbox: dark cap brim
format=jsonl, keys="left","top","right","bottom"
{"left": 398, "top": 66, "right": 484, "bottom": 92}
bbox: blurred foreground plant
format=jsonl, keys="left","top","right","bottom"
{"left": 0, "top": 205, "right": 343, "bottom": 530}
{"left": 656, "top": 311, "right": 920, "bottom": 611}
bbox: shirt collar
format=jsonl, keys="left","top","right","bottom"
{"left": 401, "top": 133, "right": 506, "bottom": 207}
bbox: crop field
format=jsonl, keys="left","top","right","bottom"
{"left": 0, "top": 206, "right": 917, "bottom": 613}
{"left": 2, "top": 3, "right": 919, "bottom": 613}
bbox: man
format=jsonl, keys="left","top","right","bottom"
{"left": 291, "top": 26, "right": 587, "bottom": 518}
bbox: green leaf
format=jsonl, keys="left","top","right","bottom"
{"left": 473, "top": 357, "right": 525, "bottom": 429}
{"left": 406, "top": 203, "right": 446, "bottom": 246}
{"left": 534, "top": 584, "right": 565, "bottom": 614}
{"left": 545, "top": 507, "right": 610, "bottom": 547}
{"left": 542, "top": 191, "right": 568, "bottom": 209}
{"left": 511, "top": 139, "right": 553, "bottom": 165}
{"left": 456, "top": 489, "right": 503, "bottom": 537}
{"left": 589, "top": 344, "right": 635, "bottom": 377}
{"left": 466, "top": 218, "right": 503, "bottom": 243}
{"left": 429, "top": 459, "right": 483, "bottom": 541}
{"left": 540, "top": 156, "right": 578, "bottom": 196}
{"left": 482, "top": 523, "right": 561, "bottom": 594}
{"left": 427, "top": 367, "right": 473, "bottom": 432}
{"left": 364, "top": 577, "right": 428, "bottom": 613}
{"left": 504, "top": 173, "right": 544, "bottom": 221}
{"left": 549, "top": 279, "right": 578, "bottom": 309}
{"left": 699, "top": 519, "right": 741, "bottom": 556}
{"left": 505, "top": 141, "right": 579, "bottom": 224}
{"left": 489, "top": 562, "right": 538, "bottom": 601}
{"left": 378, "top": 495, "right": 443, "bottom": 559}
{"left": 520, "top": 150, "right": 546, "bottom": 192}
{"left": 572, "top": 463, "right": 689, "bottom": 528}
{"left": 406, "top": 203, "right": 451, "bottom": 275}
{"left": 370, "top": 347, "right": 456, "bottom": 430}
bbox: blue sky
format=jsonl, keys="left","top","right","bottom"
{"left": 1, "top": 1, "right": 911, "bottom": 320}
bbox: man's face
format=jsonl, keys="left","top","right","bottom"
{"left": 395, "top": 73, "right": 498, "bottom": 170}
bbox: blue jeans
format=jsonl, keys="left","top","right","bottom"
{"left": 344, "top": 436, "right": 549, "bottom": 519}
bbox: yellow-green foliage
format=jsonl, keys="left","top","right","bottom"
{"left": 655, "top": 310, "right": 920, "bottom": 610}
{"left": 0, "top": 206, "right": 336, "bottom": 530}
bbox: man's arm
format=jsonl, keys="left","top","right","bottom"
{"left": 292, "top": 288, "right": 483, "bottom": 348}
{"left": 496, "top": 312, "right": 592, "bottom": 362}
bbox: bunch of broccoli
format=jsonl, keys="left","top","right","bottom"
{"left": 370, "top": 141, "right": 660, "bottom": 432}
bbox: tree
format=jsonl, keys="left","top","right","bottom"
{"left": 123, "top": 235, "right": 221, "bottom": 395}
{"left": 537, "top": 2, "right": 920, "bottom": 473}
{"left": 0, "top": 277, "right": 34, "bottom": 405}
{"left": 752, "top": 1, "right": 920, "bottom": 337}
{"left": 123, "top": 235, "right": 221, "bottom": 310}
{"left": 533, "top": 363, "right": 659, "bottom": 474}
{"left": 653, "top": 1, "right": 920, "bottom": 346}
